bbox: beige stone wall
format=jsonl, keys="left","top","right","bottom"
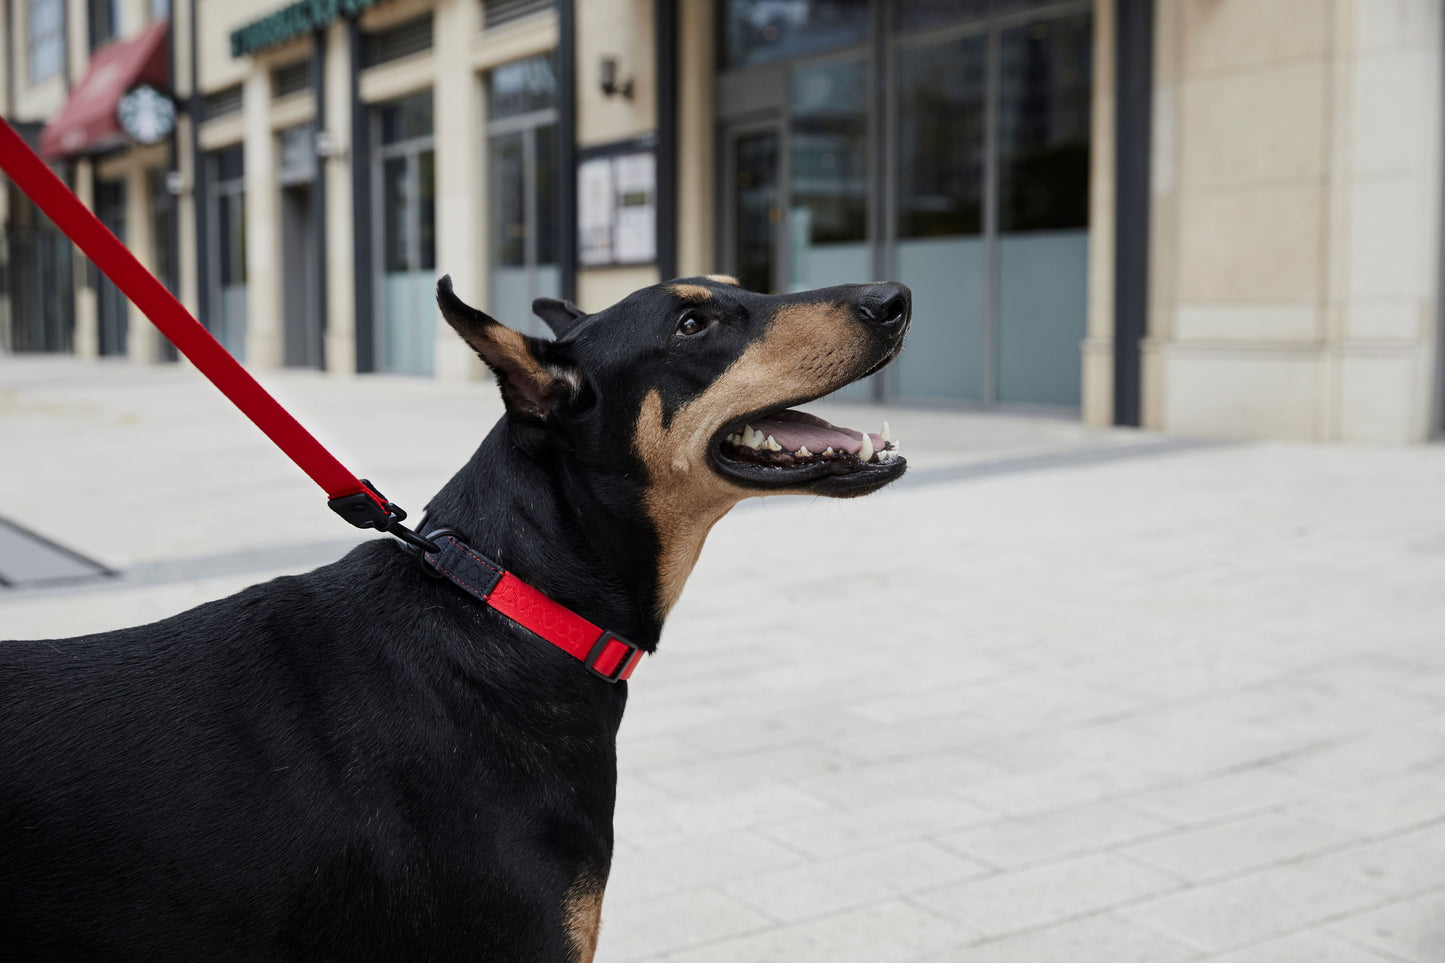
{"left": 1149, "top": 0, "right": 1442, "bottom": 441}
{"left": 675, "top": 0, "right": 715, "bottom": 279}
{"left": 575, "top": 0, "right": 661, "bottom": 305}
{"left": 1081, "top": 0, "right": 1117, "bottom": 427}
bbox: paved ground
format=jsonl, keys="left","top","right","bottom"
{"left": 3, "top": 354, "right": 1445, "bottom": 961}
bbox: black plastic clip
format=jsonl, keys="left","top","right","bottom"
{"left": 584, "top": 631, "right": 643, "bottom": 683}
{"left": 328, "top": 479, "right": 440, "bottom": 554}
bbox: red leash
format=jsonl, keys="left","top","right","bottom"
{"left": 0, "top": 118, "right": 429, "bottom": 549}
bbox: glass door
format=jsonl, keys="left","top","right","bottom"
{"left": 487, "top": 54, "right": 559, "bottom": 338}
{"left": 94, "top": 179, "right": 129, "bottom": 357}
{"left": 372, "top": 92, "right": 436, "bottom": 375}
{"left": 724, "top": 124, "right": 782, "bottom": 295}
{"left": 891, "top": 4, "right": 1092, "bottom": 407}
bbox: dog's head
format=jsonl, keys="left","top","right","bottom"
{"left": 437, "top": 274, "right": 910, "bottom": 616}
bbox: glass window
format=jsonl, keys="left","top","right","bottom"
{"left": 723, "top": 0, "right": 868, "bottom": 69}
{"left": 897, "top": 36, "right": 987, "bottom": 238}
{"left": 88, "top": 0, "right": 120, "bottom": 49}
{"left": 789, "top": 57, "right": 868, "bottom": 247}
{"left": 209, "top": 146, "right": 248, "bottom": 359}
{"left": 897, "top": 0, "right": 988, "bottom": 32}
{"left": 732, "top": 131, "right": 779, "bottom": 294}
{"left": 489, "top": 54, "right": 556, "bottom": 119}
{"left": 372, "top": 93, "right": 436, "bottom": 375}
{"left": 379, "top": 92, "right": 434, "bottom": 145}
{"left": 492, "top": 133, "right": 526, "bottom": 268}
{"left": 150, "top": 0, "right": 170, "bottom": 19}
{"left": 27, "top": 0, "right": 64, "bottom": 82}
{"left": 997, "top": 15, "right": 1093, "bottom": 232}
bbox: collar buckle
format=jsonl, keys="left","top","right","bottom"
{"left": 584, "top": 631, "right": 643, "bottom": 683}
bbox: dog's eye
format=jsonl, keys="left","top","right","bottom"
{"left": 676, "top": 313, "right": 709, "bottom": 337}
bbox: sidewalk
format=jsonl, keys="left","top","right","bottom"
{"left": 4, "top": 354, "right": 1445, "bottom": 961}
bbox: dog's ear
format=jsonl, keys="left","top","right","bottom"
{"left": 532, "top": 297, "right": 588, "bottom": 339}
{"left": 437, "top": 276, "right": 583, "bottom": 422}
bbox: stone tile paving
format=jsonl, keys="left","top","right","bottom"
{"left": 4, "top": 357, "right": 1445, "bottom": 961}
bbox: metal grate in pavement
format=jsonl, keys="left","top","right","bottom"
{"left": 0, "top": 517, "right": 113, "bottom": 588}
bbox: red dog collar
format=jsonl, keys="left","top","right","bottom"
{"left": 418, "top": 531, "right": 643, "bottom": 683}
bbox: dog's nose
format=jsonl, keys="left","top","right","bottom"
{"left": 856, "top": 282, "right": 911, "bottom": 328}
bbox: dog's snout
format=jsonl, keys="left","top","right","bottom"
{"left": 856, "top": 283, "right": 911, "bottom": 328}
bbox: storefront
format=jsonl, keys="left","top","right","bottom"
{"left": 716, "top": 0, "right": 1093, "bottom": 408}
{"left": 3, "top": 0, "right": 1442, "bottom": 442}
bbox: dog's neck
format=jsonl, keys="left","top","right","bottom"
{"left": 424, "top": 419, "right": 668, "bottom": 652}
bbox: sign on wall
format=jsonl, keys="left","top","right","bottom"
{"left": 578, "top": 141, "right": 656, "bottom": 268}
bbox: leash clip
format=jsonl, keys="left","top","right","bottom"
{"left": 328, "top": 479, "right": 440, "bottom": 554}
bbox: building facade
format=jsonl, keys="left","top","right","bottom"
{"left": 2, "top": 0, "right": 1442, "bottom": 442}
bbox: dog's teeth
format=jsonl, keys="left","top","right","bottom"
{"left": 878, "top": 449, "right": 894, "bottom": 462}
{"left": 745, "top": 427, "right": 764, "bottom": 449}
{"left": 765, "top": 435, "right": 782, "bottom": 451}
{"left": 726, "top": 433, "right": 740, "bottom": 445}
{"left": 858, "top": 433, "right": 874, "bottom": 462}
{"left": 796, "top": 446, "right": 811, "bottom": 457}
{"left": 881, "top": 421, "right": 891, "bottom": 442}
{"left": 823, "top": 446, "right": 835, "bottom": 457}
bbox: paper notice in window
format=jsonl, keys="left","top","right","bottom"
{"left": 612, "top": 151, "right": 656, "bottom": 264}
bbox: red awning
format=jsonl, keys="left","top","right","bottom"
{"left": 40, "top": 19, "right": 170, "bottom": 160}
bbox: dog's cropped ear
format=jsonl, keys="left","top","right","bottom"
{"left": 532, "top": 297, "right": 588, "bottom": 339}
{"left": 437, "top": 276, "right": 583, "bottom": 422}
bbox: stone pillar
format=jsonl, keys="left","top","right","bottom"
{"left": 323, "top": 19, "right": 357, "bottom": 374}
{"left": 242, "top": 67, "right": 283, "bottom": 368}
{"left": 432, "top": 0, "right": 486, "bottom": 381}
{"left": 73, "top": 159, "right": 99, "bottom": 358}
{"left": 675, "top": 0, "right": 714, "bottom": 278}
{"left": 1081, "top": 0, "right": 1116, "bottom": 427}
{"left": 125, "top": 162, "right": 160, "bottom": 362}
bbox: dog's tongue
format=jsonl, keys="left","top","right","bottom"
{"left": 749, "top": 409, "right": 883, "bottom": 455}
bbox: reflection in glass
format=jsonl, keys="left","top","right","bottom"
{"left": 893, "top": 34, "right": 987, "bottom": 402}
{"left": 733, "top": 132, "right": 778, "bottom": 294}
{"left": 723, "top": 0, "right": 868, "bottom": 68}
{"left": 373, "top": 92, "right": 436, "bottom": 375}
{"left": 996, "top": 12, "right": 1092, "bottom": 406}
{"left": 489, "top": 54, "right": 556, "bottom": 119}
{"left": 493, "top": 133, "right": 526, "bottom": 268}
{"left": 209, "top": 146, "right": 247, "bottom": 360}
{"left": 487, "top": 56, "right": 561, "bottom": 337}
{"left": 380, "top": 92, "right": 434, "bottom": 145}
{"left": 997, "top": 15, "right": 1092, "bottom": 232}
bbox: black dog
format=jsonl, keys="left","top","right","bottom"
{"left": 0, "top": 274, "right": 910, "bottom": 961}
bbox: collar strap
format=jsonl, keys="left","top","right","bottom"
{"left": 418, "top": 530, "right": 643, "bottom": 683}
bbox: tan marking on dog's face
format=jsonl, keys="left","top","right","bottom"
{"left": 704, "top": 274, "right": 739, "bottom": 286}
{"left": 632, "top": 301, "right": 869, "bottom": 618}
{"left": 669, "top": 283, "right": 713, "bottom": 302}
{"left": 563, "top": 871, "right": 605, "bottom": 963}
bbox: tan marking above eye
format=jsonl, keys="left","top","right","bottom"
{"left": 632, "top": 301, "right": 869, "bottom": 618}
{"left": 703, "top": 274, "right": 740, "bottom": 286}
{"left": 669, "top": 283, "right": 713, "bottom": 302}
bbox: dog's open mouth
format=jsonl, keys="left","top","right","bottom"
{"left": 711, "top": 407, "right": 906, "bottom": 494}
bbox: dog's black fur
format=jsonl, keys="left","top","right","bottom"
{"left": 0, "top": 275, "right": 909, "bottom": 961}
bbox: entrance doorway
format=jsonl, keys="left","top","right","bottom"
{"left": 717, "top": 1, "right": 1093, "bottom": 409}
{"left": 94, "top": 178, "right": 128, "bottom": 356}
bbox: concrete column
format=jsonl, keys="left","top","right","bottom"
{"left": 323, "top": 20, "right": 357, "bottom": 374}
{"left": 432, "top": 0, "right": 485, "bottom": 381}
{"left": 242, "top": 67, "right": 283, "bottom": 368}
{"left": 675, "top": 0, "right": 714, "bottom": 278}
{"left": 176, "top": 115, "right": 202, "bottom": 321}
{"left": 125, "top": 162, "right": 161, "bottom": 363}
{"left": 73, "top": 159, "right": 99, "bottom": 358}
{"left": 1081, "top": 0, "right": 1116, "bottom": 427}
